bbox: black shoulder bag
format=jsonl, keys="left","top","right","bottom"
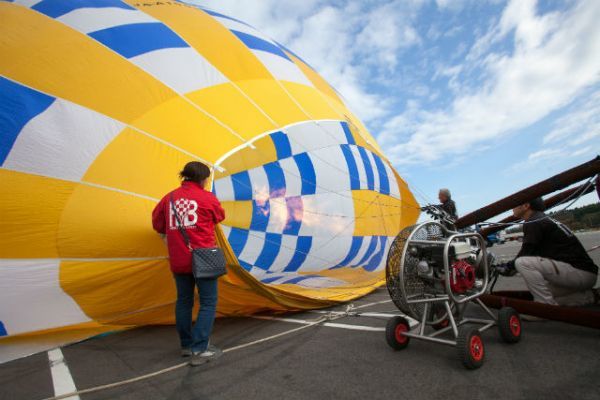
{"left": 170, "top": 193, "right": 227, "bottom": 279}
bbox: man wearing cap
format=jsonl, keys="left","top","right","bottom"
{"left": 510, "top": 197, "right": 598, "bottom": 306}
{"left": 438, "top": 188, "right": 458, "bottom": 221}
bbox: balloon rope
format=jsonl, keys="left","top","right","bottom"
{"left": 39, "top": 301, "right": 389, "bottom": 400}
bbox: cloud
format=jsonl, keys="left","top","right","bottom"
{"left": 379, "top": 0, "right": 600, "bottom": 165}
{"left": 507, "top": 139, "right": 596, "bottom": 174}
{"left": 543, "top": 89, "right": 600, "bottom": 147}
{"left": 355, "top": 2, "right": 422, "bottom": 71}
{"left": 436, "top": 0, "right": 504, "bottom": 12}
{"left": 191, "top": 0, "right": 425, "bottom": 123}
{"left": 193, "top": 0, "right": 598, "bottom": 172}
{"left": 192, "top": 0, "right": 323, "bottom": 44}
{"left": 504, "top": 147, "right": 566, "bottom": 174}
{"left": 506, "top": 86, "right": 600, "bottom": 174}
{"left": 528, "top": 148, "right": 566, "bottom": 162}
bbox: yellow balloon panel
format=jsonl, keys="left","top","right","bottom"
{"left": 57, "top": 186, "right": 165, "bottom": 258}
{"left": 285, "top": 52, "right": 345, "bottom": 107}
{"left": 0, "top": 170, "right": 75, "bottom": 258}
{"left": 235, "top": 80, "right": 313, "bottom": 126}
{"left": 352, "top": 191, "right": 404, "bottom": 237}
{"left": 214, "top": 134, "right": 279, "bottom": 179}
{"left": 279, "top": 82, "right": 341, "bottom": 120}
{"left": 0, "top": 3, "right": 175, "bottom": 124}
{"left": 396, "top": 174, "right": 422, "bottom": 228}
{"left": 220, "top": 201, "right": 254, "bottom": 230}
{"left": 82, "top": 128, "right": 192, "bottom": 199}
{"left": 60, "top": 259, "right": 176, "bottom": 325}
{"left": 187, "top": 83, "right": 276, "bottom": 140}
{"left": 131, "top": 95, "right": 244, "bottom": 162}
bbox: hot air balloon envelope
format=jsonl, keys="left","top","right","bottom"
{"left": 0, "top": 0, "right": 420, "bottom": 342}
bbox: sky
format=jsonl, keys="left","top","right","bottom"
{"left": 192, "top": 0, "right": 600, "bottom": 220}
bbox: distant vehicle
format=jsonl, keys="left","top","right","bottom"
{"left": 502, "top": 232, "right": 524, "bottom": 242}
{"left": 475, "top": 224, "right": 505, "bottom": 247}
{"left": 485, "top": 231, "right": 505, "bottom": 247}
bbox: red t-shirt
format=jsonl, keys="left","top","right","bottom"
{"left": 152, "top": 181, "right": 226, "bottom": 274}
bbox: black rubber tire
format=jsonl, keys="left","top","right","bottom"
{"left": 457, "top": 326, "right": 485, "bottom": 369}
{"left": 498, "top": 307, "right": 522, "bottom": 343}
{"left": 386, "top": 316, "right": 411, "bottom": 350}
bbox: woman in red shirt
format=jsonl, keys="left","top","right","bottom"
{"left": 152, "top": 162, "right": 226, "bottom": 365}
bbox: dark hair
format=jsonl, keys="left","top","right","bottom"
{"left": 528, "top": 197, "right": 545, "bottom": 211}
{"left": 180, "top": 161, "right": 211, "bottom": 184}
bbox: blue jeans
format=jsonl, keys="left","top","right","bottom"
{"left": 173, "top": 274, "right": 218, "bottom": 353}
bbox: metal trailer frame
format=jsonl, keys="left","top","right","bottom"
{"left": 398, "top": 222, "right": 497, "bottom": 346}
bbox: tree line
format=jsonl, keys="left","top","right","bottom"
{"left": 550, "top": 202, "right": 600, "bottom": 231}
{"left": 503, "top": 202, "right": 600, "bottom": 233}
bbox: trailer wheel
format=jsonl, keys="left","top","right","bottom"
{"left": 386, "top": 316, "right": 411, "bottom": 350}
{"left": 498, "top": 307, "right": 522, "bottom": 343}
{"left": 457, "top": 326, "right": 485, "bottom": 369}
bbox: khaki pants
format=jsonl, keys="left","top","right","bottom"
{"left": 514, "top": 256, "right": 597, "bottom": 306}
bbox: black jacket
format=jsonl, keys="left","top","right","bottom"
{"left": 439, "top": 199, "right": 457, "bottom": 220}
{"left": 516, "top": 211, "right": 598, "bottom": 274}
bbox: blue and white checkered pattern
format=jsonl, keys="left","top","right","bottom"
{"left": 215, "top": 121, "right": 401, "bottom": 286}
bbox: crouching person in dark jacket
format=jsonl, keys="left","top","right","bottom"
{"left": 510, "top": 197, "right": 598, "bottom": 306}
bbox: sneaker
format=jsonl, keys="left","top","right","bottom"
{"left": 189, "top": 346, "right": 223, "bottom": 366}
{"left": 181, "top": 348, "right": 192, "bottom": 357}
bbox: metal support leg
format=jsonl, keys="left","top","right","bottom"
{"left": 475, "top": 298, "right": 497, "bottom": 321}
{"left": 419, "top": 302, "right": 430, "bottom": 336}
{"left": 444, "top": 301, "right": 459, "bottom": 338}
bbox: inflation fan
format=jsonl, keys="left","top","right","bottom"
{"left": 385, "top": 206, "right": 522, "bottom": 369}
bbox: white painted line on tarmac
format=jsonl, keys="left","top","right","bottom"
{"left": 48, "top": 348, "right": 80, "bottom": 400}
{"left": 251, "top": 299, "right": 420, "bottom": 333}
{"left": 309, "top": 310, "right": 404, "bottom": 319}
{"left": 354, "top": 299, "right": 393, "bottom": 308}
{"left": 357, "top": 312, "right": 403, "bottom": 318}
{"left": 251, "top": 313, "right": 421, "bottom": 332}
{"left": 322, "top": 323, "right": 385, "bottom": 332}
{"left": 251, "top": 316, "right": 385, "bottom": 332}
{"left": 252, "top": 316, "right": 310, "bottom": 324}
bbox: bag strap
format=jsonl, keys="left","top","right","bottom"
{"left": 170, "top": 193, "right": 192, "bottom": 251}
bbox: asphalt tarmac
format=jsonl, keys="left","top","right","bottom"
{"left": 1, "top": 233, "right": 599, "bottom": 400}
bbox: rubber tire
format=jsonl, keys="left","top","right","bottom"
{"left": 498, "top": 307, "right": 522, "bottom": 343}
{"left": 457, "top": 326, "right": 485, "bottom": 369}
{"left": 386, "top": 316, "right": 411, "bottom": 350}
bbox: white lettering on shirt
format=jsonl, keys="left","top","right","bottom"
{"left": 170, "top": 198, "right": 198, "bottom": 229}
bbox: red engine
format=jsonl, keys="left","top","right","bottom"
{"left": 450, "top": 260, "right": 475, "bottom": 294}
